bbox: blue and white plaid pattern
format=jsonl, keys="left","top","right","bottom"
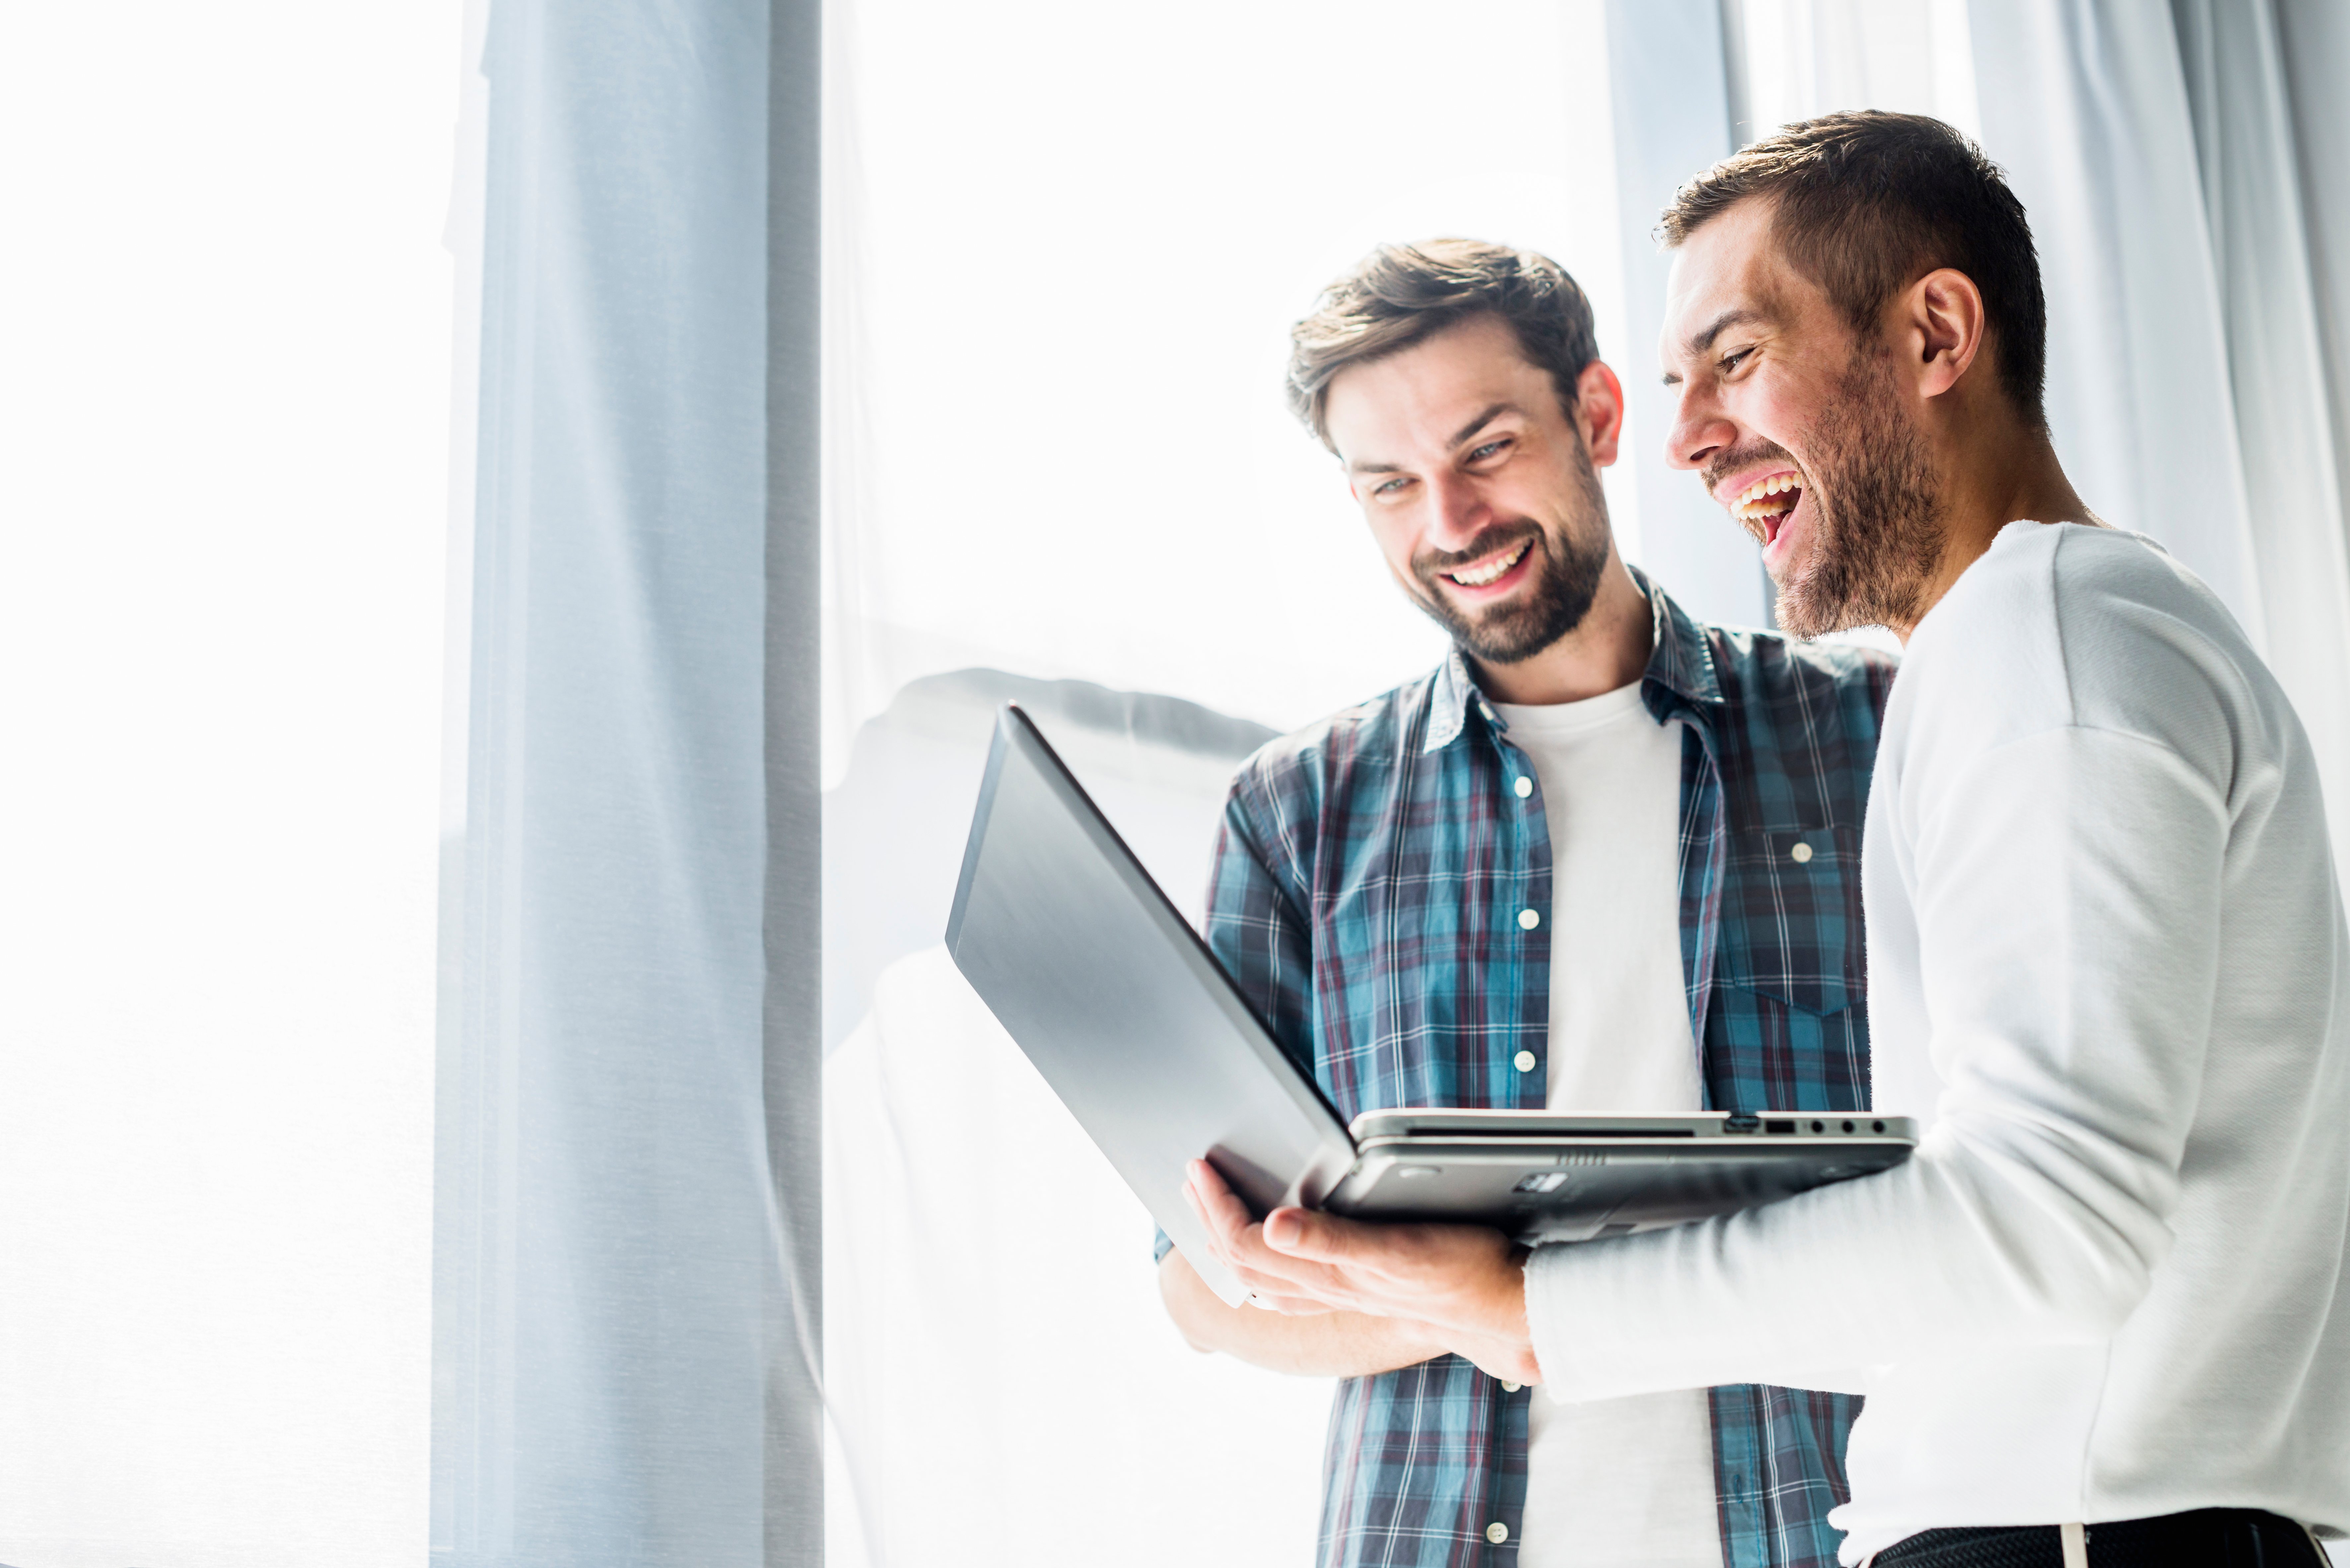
{"left": 1195, "top": 572, "right": 1895, "bottom": 1568}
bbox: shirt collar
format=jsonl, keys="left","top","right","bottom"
{"left": 1420, "top": 564, "right": 1723, "bottom": 755}
{"left": 1631, "top": 563, "right": 1724, "bottom": 714}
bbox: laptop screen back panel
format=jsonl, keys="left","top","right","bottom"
{"left": 945, "top": 705, "right": 1358, "bottom": 1307}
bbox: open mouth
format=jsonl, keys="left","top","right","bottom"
{"left": 1729, "top": 471, "right": 1805, "bottom": 550}
{"left": 1443, "top": 540, "right": 1531, "bottom": 590}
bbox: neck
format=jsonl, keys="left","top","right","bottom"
{"left": 1466, "top": 551, "right": 1654, "bottom": 705}
{"left": 1891, "top": 416, "right": 2097, "bottom": 645}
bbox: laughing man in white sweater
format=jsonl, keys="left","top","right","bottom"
{"left": 1182, "top": 112, "right": 2350, "bottom": 1566}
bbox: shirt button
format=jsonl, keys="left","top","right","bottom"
{"left": 1486, "top": 1522, "right": 1510, "bottom": 1544}
{"left": 1501, "top": 1380, "right": 1522, "bottom": 1392}
{"left": 1513, "top": 1050, "right": 1538, "bottom": 1073}
{"left": 1513, "top": 775, "right": 1534, "bottom": 799}
{"left": 1517, "top": 908, "right": 1540, "bottom": 930}
{"left": 1791, "top": 841, "right": 1814, "bottom": 864}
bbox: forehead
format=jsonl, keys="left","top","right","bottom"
{"left": 1322, "top": 314, "right": 1555, "bottom": 454}
{"left": 1660, "top": 199, "right": 1804, "bottom": 366}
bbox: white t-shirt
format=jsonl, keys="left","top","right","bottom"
{"left": 1522, "top": 524, "right": 2350, "bottom": 1561}
{"left": 1491, "top": 685, "right": 1720, "bottom": 1568}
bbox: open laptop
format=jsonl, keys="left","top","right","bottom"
{"left": 945, "top": 702, "right": 1915, "bottom": 1306}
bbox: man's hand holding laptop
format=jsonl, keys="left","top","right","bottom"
{"left": 1180, "top": 1158, "right": 1540, "bottom": 1387}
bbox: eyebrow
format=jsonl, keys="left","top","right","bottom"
{"left": 1347, "top": 402, "right": 1524, "bottom": 475}
{"left": 1448, "top": 401, "right": 1518, "bottom": 449}
{"left": 1662, "top": 307, "right": 1769, "bottom": 386}
{"left": 1690, "top": 307, "right": 1766, "bottom": 354}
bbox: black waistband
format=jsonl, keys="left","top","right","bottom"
{"left": 1874, "top": 1509, "right": 2323, "bottom": 1568}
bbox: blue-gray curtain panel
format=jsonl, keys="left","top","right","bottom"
{"left": 432, "top": 0, "right": 819, "bottom": 1562}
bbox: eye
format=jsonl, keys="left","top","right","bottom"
{"left": 1467, "top": 437, "right": 1511, "bottom": 462}
{"left": 1720, "top": 347, "right": 1756, "bottom": 375}
{"left": 1372, "top": 476, "right": 1412, "bottom": 497}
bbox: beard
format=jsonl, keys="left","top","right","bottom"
{"left": 1406, "top": 447, "right": 1613, "bottom": 665}
{"left": 1769, "top": 348, "right": 1946, "bottom": 639}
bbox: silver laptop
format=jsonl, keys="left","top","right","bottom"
{"left": 945, "top": 703, "right": 1914, "bottom": 1306}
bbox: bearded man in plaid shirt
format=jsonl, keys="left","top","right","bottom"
{"left": 1157, "top": 240, "right": 1895, "bottom": 1568}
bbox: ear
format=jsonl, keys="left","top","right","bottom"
{"left": 1571, "top": 359, "right": 1626, "bottom": 467}
{"left": 1907, "top": 267, "right": 1985, "bottom": 400}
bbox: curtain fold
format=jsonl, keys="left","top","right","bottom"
{"left": 766, "top": 0, "right": 824, "bottom": 1554}
{"left": 432, "top": 0, "right": 816, "bottom": 1562}
{"left": 2173, "top": 0, "right": 2350, "bottom": 843}
{"left": 1959, "top": 5, "right": 2261, "bottom": 621}
{"left": 1967, "top": 0, "right": 2350, "bottom": 859}
{"left": 2276, "top": 0, "right": 2350, "bottom": 626}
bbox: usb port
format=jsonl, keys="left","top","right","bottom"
{"left": 1765, "top": 1119, "right": 1796, "bottom": 1134}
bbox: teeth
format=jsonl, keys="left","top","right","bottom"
{"left": 1448, "top": 542, "right": 1529, "bottom": 587}
{"left": 1730, "top": 471, "right": 1803, "bottom": 521}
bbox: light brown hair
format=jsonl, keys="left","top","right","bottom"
{"left": 1286, "top": 239, "right": 1600, "bottom": 451}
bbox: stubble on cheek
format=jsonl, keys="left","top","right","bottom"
{"left": 1772, "top": 352, "right": 1945, "bottom": 639}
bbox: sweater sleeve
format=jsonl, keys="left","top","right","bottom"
{"left": 1525, "top": 723, "right": 2227, "bottom": 1400}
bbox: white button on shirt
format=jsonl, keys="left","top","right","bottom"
{"left": 1514, "top": 775, "right": 1535, "bottom": 799}
{"left": 1514, "top": 1050, "right": 1538, "bottom": 1073}
{"left": 1517, "top": 908, "right": 1541, "bottom": 930}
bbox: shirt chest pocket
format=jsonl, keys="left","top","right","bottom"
{"left": 1707, "top": 825, "right": 1873, "bottom": 1113}
{"left": 1712, "top": 824, "right": 1867, "bottom": 1015}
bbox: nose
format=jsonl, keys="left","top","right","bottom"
{"left": 1665, "top": 381, "right": 1737, "bottom": 477}
{"left": 1423, "top": 470, "right": 1490, "bottom": 551}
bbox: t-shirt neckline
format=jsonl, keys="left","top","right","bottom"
{"left": 1488, "top": 679, "right": 1651, "bottom": 737}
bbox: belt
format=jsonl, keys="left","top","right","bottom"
{"left": 1864, "top": 1509, "right": 2327, "bottom": 1568}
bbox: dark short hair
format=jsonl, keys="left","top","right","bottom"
{"left": 1661, "top": 110, "right": 2046, "bottom": 426}
{"left": 1286, "top": 239, "right": 1600, "bottom": 449}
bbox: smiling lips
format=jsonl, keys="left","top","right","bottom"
{"left": 1729, "top": 471, "right": 1804, "bottom": 546}
{"left": 1445, "top": 539, "right": 1531, "bottom": 588}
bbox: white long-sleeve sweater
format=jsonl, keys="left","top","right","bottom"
{"left": 1524, "top": 521, "right": 2350, "bottom": 1562}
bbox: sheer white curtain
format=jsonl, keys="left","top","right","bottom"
{"left": 819, "top": 0, "right": 1634, "bottom": 784}
{"left": 0, "top": 3, "right": 460, "bottom": 1564}
{"left": 818, "top": 4, "right": 1631, "bottom": 1564}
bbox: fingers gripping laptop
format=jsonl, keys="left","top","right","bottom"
{"left": 944, "top": 703, "right": 1913, "bottom": 1307}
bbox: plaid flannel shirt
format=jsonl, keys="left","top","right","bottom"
{"left": 1188, "top": 571, "right": 1895, "bottom": 1568}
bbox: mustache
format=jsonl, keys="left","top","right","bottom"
{"left": 1415, "top": 522, "right": 1543, "bottom": 577}
{"left": 1702, "top": 439, "right": 1800, "bottom": 498}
